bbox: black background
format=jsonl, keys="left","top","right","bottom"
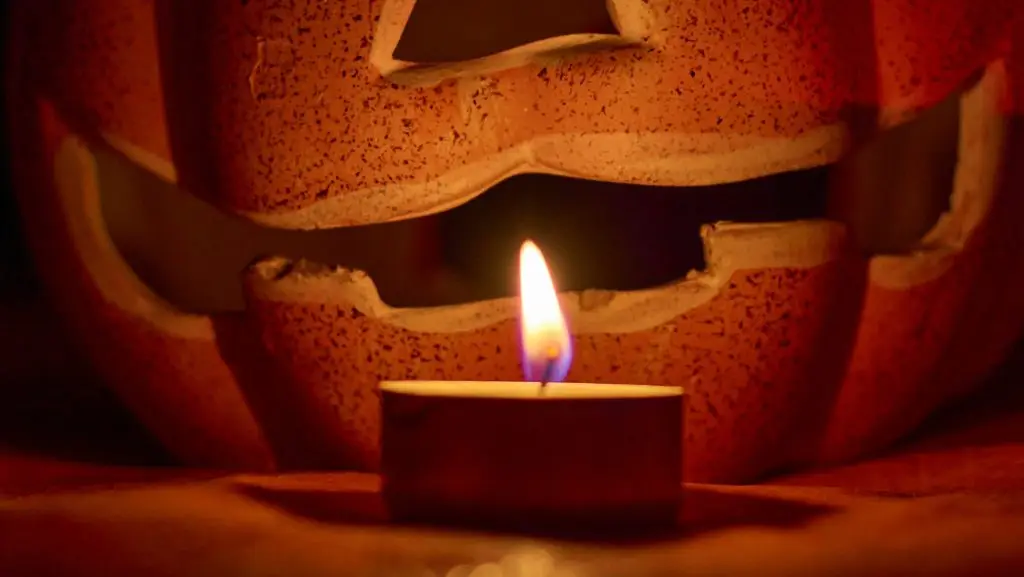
{"left": 0, "top": 0, "right": 30, "bottom": 298}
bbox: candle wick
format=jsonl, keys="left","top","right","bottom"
{"left": 540, "top": 361, "right": 554, "bottom": 389}
{"left": 539, "top": 345, "right": 560, "bottom": 392}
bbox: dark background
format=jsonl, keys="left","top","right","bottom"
{"left": 0, "top": 0, "right": 29, "bottom": 299}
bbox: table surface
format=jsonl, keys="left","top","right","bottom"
{"left": 3, "top": 470, "right": 1024, "bottom": 577}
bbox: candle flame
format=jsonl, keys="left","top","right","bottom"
{"left": 519, "top": 240, "right": 572, "bottom": 383}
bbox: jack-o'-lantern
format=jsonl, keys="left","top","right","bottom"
{"left": 6, "top": 0, "right": 1024, "bottom": 483}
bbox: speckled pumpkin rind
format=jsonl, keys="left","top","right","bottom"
{"left": 16, "top": 0, "right": 1024, "bottom": 485}
{"left": 241, "top": 63, "right": 1023, "bottom": 482}
{"left": 14, "top": 99, "right": 274, "bottom": 470}
{"left": 818, "top": 205, "right": 1024, "bottom": 464}
{"left": 28, "top": 0, "right": 1021, "bottom": 227}
{"left": 872, "top": 0, "right": 1015, "bottom": 110}
{"left": 818, "top": 257, "right": 984, "bottom": 462}
{"left": 817, "top": 68, "right": 1024, "bottom": 463}
{"left": 244, "top": 259, "right": 862, "bottom": 482}
{"left": 940, "top": 58, "right": 1024, "bottom": 387}
{"left": 29, "top": 0, "right": 170, "bottom": 169}
{"left": 168, "top": 0, "right": 860, "bottom": 225}
{"left": 144, "top": 0, "right": 1017, "bottom": 227}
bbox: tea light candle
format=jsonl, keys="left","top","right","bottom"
{"left": 380, "top": 241, "right": 684, "bottom": 535}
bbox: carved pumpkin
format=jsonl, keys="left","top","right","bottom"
{"left": 7, "top": 0, "right": 1024, "bottom": 482}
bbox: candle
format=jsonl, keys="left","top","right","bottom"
{"left": 380, "top": 240, "right": 684, "bottom": 535}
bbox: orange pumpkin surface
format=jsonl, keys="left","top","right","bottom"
{"left": 6, "top": 0, "right": 1024, "bottom": 482}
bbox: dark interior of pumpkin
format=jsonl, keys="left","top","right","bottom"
{"left": 393, "top": 0, "right": 619, "bottom": 62}
{"left": 96, "top": 151, "right": 834, "bottom": 313}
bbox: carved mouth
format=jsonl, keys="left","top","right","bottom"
{"left": 47, "top": 61, "right": 1004, "bottom": 328}
{"left": 91, "top": 149, "right": 835, "bottom": 313}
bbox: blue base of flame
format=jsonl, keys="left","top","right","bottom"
{"left": 518, "top": 325, "right": 573, "bottom": 383}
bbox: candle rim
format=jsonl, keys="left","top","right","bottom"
{"left": 379, "top": 380, "right": 683, "bottom": 399}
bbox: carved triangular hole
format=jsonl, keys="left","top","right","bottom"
{"left": 393, "top": 0, "right": 617, "bottom": 63}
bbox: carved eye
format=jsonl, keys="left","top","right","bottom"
{"left": 375, "top": 0, "right": 650, "bottom": 84}
{"left": 393, "top": 0, "right": 618, "bottom": 63}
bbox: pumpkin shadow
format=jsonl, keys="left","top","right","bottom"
{"left": 210, "top": 313, "right": 355, "bottom": 471}
{"left": 231, "top": 474, "right": 388, "bottom": 526}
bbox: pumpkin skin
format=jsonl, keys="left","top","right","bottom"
{"left": 7, "top": 0, "right": 1024, "bottom": 481}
